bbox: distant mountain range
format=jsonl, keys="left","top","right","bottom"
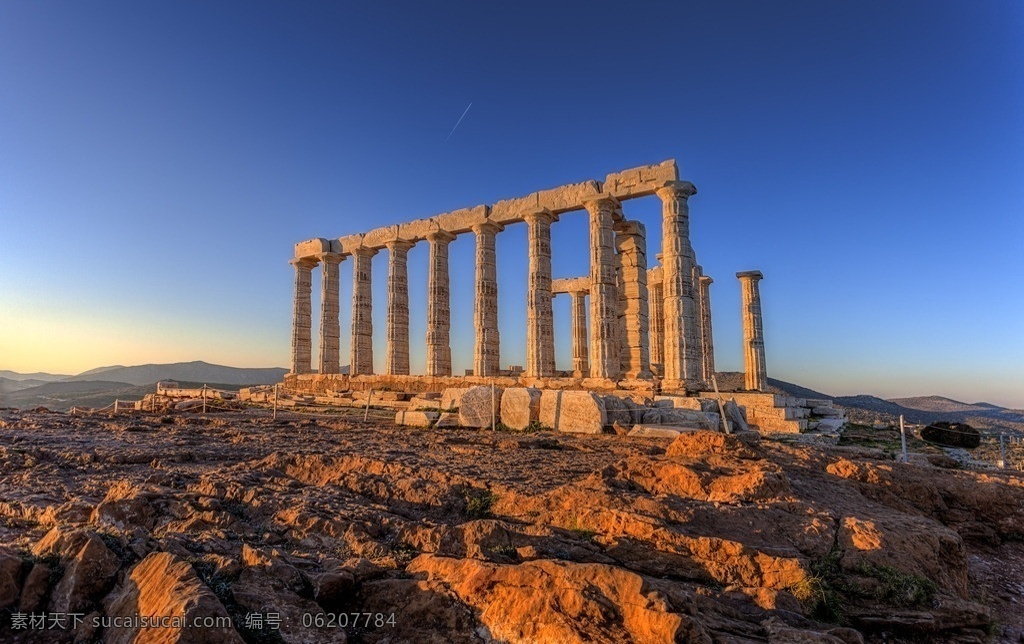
{"left": 64, "top": 361, "right": 288, "bottom": 386}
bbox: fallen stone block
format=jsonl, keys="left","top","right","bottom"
{"left": 627, "top": 425, "right": 696, "bottom": 438}
{"left": 458, "top": 386, "right": 503, "bottom": 428}
{"left": 500, "top": 388, "right": 542, "bottom": 431}
{"left": 435, "top": 412, "right": 460, "bottom": 428}
{"left": 395, "top": 410, "right": 439, "bottom": 427}
{"left": 539, "top": 390, "right": 605, "bottom": 434}
{"left": 440, "top": 387, "right": 470, "bottom": 410}
{"left": 723, "top": 400, "right": 749, "bottom": 433}
{"left": 815, "top": 417, "right": 846, "bottom": 432}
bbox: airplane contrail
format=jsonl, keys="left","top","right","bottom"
{"left": 446, "top": 102, "right": 473, "bottom": 141}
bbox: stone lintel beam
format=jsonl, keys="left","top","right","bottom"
{"left": 603, "top": 160, "right": 679, "bottom": 200}
{"left": 490, "top": 181, "right": 602, "bottom": 224}
{"left": 294, "top": 237, "right": 338, "bottom": 261}
{"left": 551, "top": 277, "right": 591, "bottom": 295}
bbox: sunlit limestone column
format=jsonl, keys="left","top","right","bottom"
{"left": 525, "top": 210, "right": 557, "bottom": 378}
{"left": 737, "top": 270, "right": 767, "bottom": 391}
{"left": 690, "top": 264, "right": 707, "bottom": 389}
{"left": 648, "top": 265, "right": 665, "bottom": 377}
{"left": 698, "top": 273, "right": 716, "bottom": 386}
{"left": 473, "top": 221, "right": 503, "bottom": 377}
{"left": 289, "top": 258, "right": 318, "bottom": 374}
{"left": 349, "top": 246, "right": 378, "bottom": 376}
{"left": 570, "top": 290, "right": 589, "bottom": 377}
{"left": 584, "top": 196, "right": 620, "bottom": 380}
{"left": 614, "top": 220, "right": 652, "bottom": 379}
{"left": 385, "top": 240, "right": 414, "bottom": 375}
{"left": 425, "top": 230, "right": 456, "bottom": 377}
{"left": 317, "top": 252, "right": 343, "bottom": 375}
{"left": 655, "top": 181, "right": 700, "bottom": 391}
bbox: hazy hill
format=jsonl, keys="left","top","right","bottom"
{"left": 0, "top": 370, "right": 69, "bottom": 382}
{"left": 0, "top": 380, "right": 148, "bottom": 410}
{"left": 889, "top": 396, "right": 1001, "bottom": 413}
{"left": 65, "top": 361, "right": 287, "bottom": 386}
{"left": 0, "top": 376, "right": 53, "bottom": 393}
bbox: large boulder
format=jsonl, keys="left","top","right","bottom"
{"left": 921, "top": 422, "right": 980, "bottom": 449}
{"left": 539, "top": 390, "right": 606, "bottom": 434}
{"left": 104, "top": 551, "right": 243, "bottom": 644}
{"left": 500, "top": 388, "right": 542, "bottom": 431}
{"left": 458, "top": 386, "right": 503, "bottom": 428}
{"left": 49, "top": 534, "right": 121, "bottom": 613}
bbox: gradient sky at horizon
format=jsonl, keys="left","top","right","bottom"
{"left": 1, "top": 1, "right": 1022, "bottom": 407}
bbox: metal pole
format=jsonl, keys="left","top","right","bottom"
{"left": 1000, "top": 433, "right": 1006, "bottom": 469}
{"left": 363, "top": 389, "right": 373, "bottom": 422}
{"left": 491, "top": 381, "right": 496, "bottom": 431}
{"left": 114, "top": 400, "right": 119, "bottom": 414}
{"left": 202, "top": 385, "right": 207, "bottom": 414}
{"left": 899, "top": 415, "right": 908, "bottom": 463}
{"left": 273, "top": 384, "right": 279, "bottom": 421}
{"left": 711, "top": 375, "right": 730, "bottom": 434}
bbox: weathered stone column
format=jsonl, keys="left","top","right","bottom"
{"left": 525, "top": 210, "right": 556, "bottom": 378}
{"left": 698, "top": 272, "right": 716, "bottom": 386}
{"left": 317, "top": 253, "right": 343, "bottom": 375}
{"left": 289, "top": 258, "right": 317, "bottom": 374}
{"left": 737, "top": 270, "right": 767, "bottom": 391}
{"left": 570, "top": 290, "right": 589, "bottom": 377}
{"left": 584, "top": 196, "right": 620, "bottom": 380}
{"left": 614, "top": 220, "right": 652, "bottom": 379}
{"left": 648, "top": 267, "right": 665, "bottom": 377}
{"left": 349, "top": 247, "right": 378, "bottom": 376}
{"left": 385, "top": 240, "right": 413, "bottom": 375}
{"left": 655, "top": 181, "right": 699, "bottom": 390}
{"left": 473, "top": 221, "right": 503, "bottom": 377}
{"left": 426, "top": 230, "right": 455, "bottom": 377}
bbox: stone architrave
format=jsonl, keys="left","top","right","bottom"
{"left": 614, "top": 220, "right": 652, "bottom": 379}
{"left": 385, "top": 240, "right": 414, "bottom": 375}
{"left": 570, "top": 290, "right": 589, "bottom": 377}
{"left": 426, "top": 230, "right": 456, "bottom": 377}
{"left": 473, "top": 222, "right": 503, "bottom": 377}
{"left": 737, "top": 270, "right": 767, "bottom": 391}
{"left": 350, "top": 247, "right": 378, "bottom": 376}
{"left": 583, "top": 196, "right": 620, "bottom": 380}
{"left": 289, "top": 258, "right": 318, "bottom": 374}
{"left": 525, "top": 210, "right": 557, "bottom": 378}
{"left": 655, "top": 181, "right": 699, "bottom": 391}
{"left": 317, "top": 253, "right": 343, "bottom": 375}
{"left": 698, "top": 273, "right": 716, "bottom": 385}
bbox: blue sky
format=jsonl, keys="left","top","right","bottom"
{"left": 1, "top": 1, "right": 1021, "bottom": 406}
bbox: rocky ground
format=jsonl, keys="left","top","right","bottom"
{"left": 2, "top": 409, "right": 1024, "bottom": 643}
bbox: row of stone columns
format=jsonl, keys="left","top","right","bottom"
{"left": 290, "top": 181, "right": 706, "bottom": 387}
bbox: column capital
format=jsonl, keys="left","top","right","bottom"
{"left": 523, "top": 208, "right": 557, "bottom": 225}
{"left": 582, "top": 194, "right": 620, "bottom": 214}
{"left": 471, "top": 221, "right": 504, "bottom": 235}
{"left": 655, "top": 180, "right": 698, "bottom": 202}
{"left": 315, "top": 252, "right": 343, "bottom": 265}
{"left": 426, "top": 229, "right": 457, "bottom": 244}
{"left": 699, "top": 275, "right": 714, "bottom": 286}
{"left": 351, "top": 245, "right": 379, "bottom": 258}
{"left": 385, "top": 239, "right": 415, "bottom": 254}
{"left": 289, "top": 257, "right": 318, "bottom": 269}
{"left": 736, "top": 270, "right": 764, "bottom": 281}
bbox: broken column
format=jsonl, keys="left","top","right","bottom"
{"left": 655, "top": 181, "right": 700, "bottom": 391}
{"left": 525, "top": 210, "right": 557, "bottom": 379}
{"left": 584, "top": 196, "right": 620, "bottom": 380}
{"left": 473, "top": 221, "right": 503, "bottom": 377}
{"left": 614, "top": 220, "right": 652, "bottom": 379}
{"left": 570, "top": 289, "right": 589, "bottom": 377}
{"left": 289, "top": 258, "right": 317, "bottom": 374}
{"left": 737, "top": 270, "right": 767, "bottom": 391}
{"left": 385, "top": 240, "right": 413, "bottom": 375}
{"left": 317, "top": 252, "right": 343, "bottom": 375}
{"left": 426, "top": 230, "right": 455, "bottom": 377}
{"left": 698, "top": 272, "right": 716, "bottom": 386}
{"left": 350, "top": 247, "right": 377, "bottom": 376}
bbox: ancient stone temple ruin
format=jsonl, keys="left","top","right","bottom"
{"left": 276, "top": 159, "right": 847, "bottom": 438}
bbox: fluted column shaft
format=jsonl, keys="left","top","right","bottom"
{"left": 385, "top": 240, "right": 413, "bottom": 375}
{"left": 615, "top": 220, "right": 652, "bottom": 379}
{"left": 290, "top": 258, "right": 317, "bottom": 374}
{"left": 426, "top": 231, "right": 455, "bottom": 377}
{"left": 698, "top": 274, "right": 716, "bottom": 385}
{"left": 525, "top": 211, "right": 556, "bottom": 378}
{"left": 649, "top": 280, "right": 665, "bottom": 376}
{"left": 350, "top": 247, "right": 377, "bottom": 376}
{"left": 317, "top": 253, "right": 343, "bottom": 375}
{"left": 655, "top": 181, "right": 699, "bottom": 390}
{"left": 584, "top": 197, "right": 620, "bottom": 380}
{"left": 738, "top": 271, "right": 767, "bottom": 391}
{"left": 570, "top": 290, "right": 589, "bottom": 377}
{"left": 473, "top": 222, "right": 502, "bottom": 377}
